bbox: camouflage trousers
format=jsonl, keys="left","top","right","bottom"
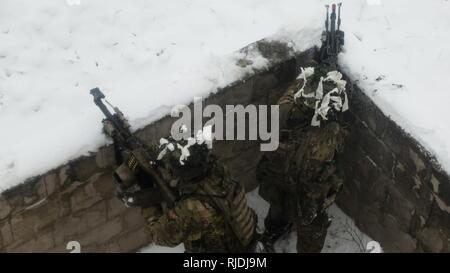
{"left": 260, "top": 182, "right": 331, "bottom": 253}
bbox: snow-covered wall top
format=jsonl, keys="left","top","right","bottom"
{"left": 0, "top": 0, "right": 321, "bottom": 190}
{"left": 338, "top": 0, "right": 450, "bottom": 177}
{"left": 1, "top": 0, "right": 449, "bottom": 191}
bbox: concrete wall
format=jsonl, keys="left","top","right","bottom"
{"left": 0, "top": 39, "right": 449, "bottom": 252}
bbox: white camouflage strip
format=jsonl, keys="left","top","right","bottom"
{"left": 294, "top": 67, "right": 316, "bottom": 100}
{"left": 294, "top": 67, "right": 349, "bottom": 127}
{"left": 157, "top": 125, "right": 213, "bottom": 165}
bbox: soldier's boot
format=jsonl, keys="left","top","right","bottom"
{"left": 296, "top": 212, "right": 331, "bottom": 253}
{"left": 260, "top": 216, "right": 293, "bottom": 252}
{"left": 298, "top": 201, "right": 319, "bottom": 226}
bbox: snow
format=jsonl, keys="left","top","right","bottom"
{"left": 1, "top": 0, "right": 447, "bottom": 253}
{"left": 1, "top": 0, "right": 449, "bottom": 212}
{"left": 336, "top": 0, "right": 450, "bottom": 173}
{"left": 139, "top": 188, "right": 374, "bottom": 253}
{"left": 0, "top": 0, "right": 321, "bottom": 191}
{"left": 4, "top": 0, "right": 447, "bottom": 255}
{"left": 276, "top": 0, "right": 450, "bottom": 175}
{"left": 274, "top": 205, "right": 375, "bottom": 253}
{"left": 246, "top": 188, "right": 375, "bottom": 253}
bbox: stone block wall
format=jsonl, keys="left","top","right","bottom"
{"left": 337, "top": 84, "right": 450, "bottom": 253}
{"left": 0, "top": 40, "right": 309, "bottom": 252}
{"left": 0, "top": 39, "right": 449, "bottom": 253}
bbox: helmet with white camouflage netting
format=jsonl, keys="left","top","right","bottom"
{"left": 156, "top": 129, "right": 213, "bottom": 181}
{"left": 293, "top": 63, "right": 349, "bottom": 127}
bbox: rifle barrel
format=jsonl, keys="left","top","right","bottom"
{"left": 338, "top": 3, "right": 342, "bottom": 30}
{"left": 330, "top": 4, "right": 336, "bottom": 54}
{"left": 91, "top": 89, "right": 134, "bottom": 148}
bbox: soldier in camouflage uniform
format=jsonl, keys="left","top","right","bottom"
{"left": 97, "top": 88, "right": 257, "bottom": 253}
{"left": 142, "top": 139, "right": 258, "bottom": 253}
{"left": 257, "top": 61, "right": 349, "bottom": 253}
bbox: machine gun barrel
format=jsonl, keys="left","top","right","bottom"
{"left": 319, "top": 2, "right": 344, "bottom": 67}
{"left": 90, "top": 88, "right": 134, "bottom": 146}
{"left": 90, "top": 87, "right": 177, "bottom": 208}
{"left": 330, "top": 4, "right": 336, "bottom": 54}
{"left": 337, "top": 3, "right": 342, "bottom": 30}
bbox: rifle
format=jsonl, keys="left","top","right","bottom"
{"left": 90, "top": 87, "right": 177, "bottom": 208}
{"left": 319, "top": 3, "right": 345, "bottom": 68}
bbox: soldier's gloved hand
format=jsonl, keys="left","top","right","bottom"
{"left": 116, "top": 190, "right": 139, "bottom": 207}
{"left": 278, "top": 88, "right": 296, "bottom": 105}
{"left": 298, "top": 200, "right": 319, "bottom": 226}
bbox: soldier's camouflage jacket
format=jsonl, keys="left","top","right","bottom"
{"left": 145, "top": 162, "right": 257, "bottom": 253}
{"left": 257, "top": 79, "right": 348, "bottom": 223}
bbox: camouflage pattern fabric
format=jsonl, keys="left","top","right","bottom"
{"left": 257, "top": 78, "right": 347, "bottom": 253}
{"left": 145, "top": 163, "right": 257, "bottom": 253}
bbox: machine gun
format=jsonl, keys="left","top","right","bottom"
{"left": 319, "top": 2, "right": 345, "bottom": 68}
{"left": 90, "top": 88, "right": 177, "bottom": 208}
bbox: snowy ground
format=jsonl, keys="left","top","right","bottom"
{"left": 139, "top": 188, "right": 375, "bottom": 253}
{"left": 2, "top": 0, "right": 450, "bottom": 191}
